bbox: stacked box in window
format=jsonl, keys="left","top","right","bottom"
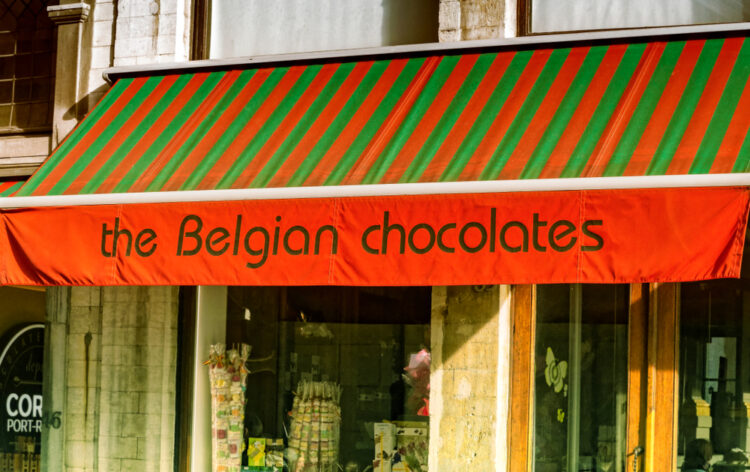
{"left": 208, "top": 344, "right": 250, "bottom": 472}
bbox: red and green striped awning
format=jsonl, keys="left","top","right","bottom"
{"left": 15, "top": 34, "right": 750, "bottom": 197}
{"left": 0, "top": 179, "right": 25, "bottom": 197}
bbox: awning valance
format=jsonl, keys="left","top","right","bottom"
{"left": 2, "top": 30, "right": 750, "bottom": 286}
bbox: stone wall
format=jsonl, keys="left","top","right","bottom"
{"left": 43, "top": 287, "right": 179, "bottom": 472}
{"left": 430, "top": 286, "right": 503, "bottom": 471}
{"left": 439, "top": 0, "right": 511, "bottom": 42}
{"left": 113, "top": 0, "right": 191, "bottom": 67}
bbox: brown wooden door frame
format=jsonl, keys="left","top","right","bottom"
{"left": 507, "top": 283, "right": 680, "bottom": 472}
{"left": 645, "top": 282, "right": 680, "bottom": 472}
{"left": 508, "top": 284, "right": 535, "bottom": 472}
{"left": 626, "top": 283, "right": 648, "bottom": 472}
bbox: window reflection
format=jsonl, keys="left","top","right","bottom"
{"left": 679, "top": 281, "right": 750, "bottom": 471}
{"left": 533, "top": 285, "right": 629, "bottom": 472}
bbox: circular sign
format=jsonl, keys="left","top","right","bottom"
{"left": 0, "top": 324, "right": 44, "bottom": 455}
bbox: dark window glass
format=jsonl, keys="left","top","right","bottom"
{"left": 532, "top": 284, "right": 629, "bottom": 472}
{"left": 0, "top": 0, "right": 57, "bottom": 133}
{"left": 678, "top": 280, "right": 750, "bottom": 471}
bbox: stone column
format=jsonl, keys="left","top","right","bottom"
{"left": 43, "top": 287, "right": 179, "bottom": 472}
{"left": 47, "top": 2, "right": 91, "bottom": 146}
{"left": 41, "top": 287, "right": 71, "bottom": 472}
{"left": 430, "top": 285, "right": 509, "bottom": 471}
{"left": 439, "top": 0, "right": 516, "bottom": 42}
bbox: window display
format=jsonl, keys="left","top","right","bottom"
{"left": 215, "top": 286, "right": 431, "bottom": 472}
{"left": 207, "top": 343, "right": 251, "bottom": 472}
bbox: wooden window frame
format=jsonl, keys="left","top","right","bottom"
{"left": 508, "top": 283, "right": 679, "bottom": 472}
{"left": 190, "top": 0, "right": 211, "bottom": 60}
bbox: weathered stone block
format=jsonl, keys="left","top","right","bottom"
{"left": 70, "top": 287, "right": 99, "bottom": 307}
{"left": 112, "top": 391, "right": 141, "bottom": 413}
{"left": 64, "top": 440, "right": 89, "bottom": 468}
{"left": 94, "top": 3, "right": 115, "bottom": 21}
{"left": 121, "top": 413, "right": 146, "bottom": 437}
{"left": 93, "top": 20, "right": 113, "bottom": 47}
{"left": 439, "top": 0, "right": 461, "bottom": 32}
{"left": 120, "top": 459, "right": 147, "bottom": 472}
{"left": 127, "top": 15, "right": 157, "bottom": 39}
{"left": 98, "top": 457, "right": 123, "bottom": 472}
{"left": 65, "top": 412, "right": 85, "bottom": 441}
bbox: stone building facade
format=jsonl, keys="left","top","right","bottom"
{"left": 6, "top": 1, "right": 745, "bottom": 471}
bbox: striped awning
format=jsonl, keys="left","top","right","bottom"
{"left": 16, "top": 34, "right": 750, "bottom": 197}
{"left": 0, "top": 179, "right": 25, "bottom": 197}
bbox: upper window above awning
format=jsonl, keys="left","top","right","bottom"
{"left": 16, "top": 30, "right": 750, "bottom": 197}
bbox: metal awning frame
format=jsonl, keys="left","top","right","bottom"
{"left": 1, "top": 173, "right": 749, "bottom": 209}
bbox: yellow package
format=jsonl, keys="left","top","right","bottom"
{"left": 247, "top": 438, "right": 266, "bottom": 467}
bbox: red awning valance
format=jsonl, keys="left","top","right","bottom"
{"left": 1, "top": 186, "right": 746, "bottom": 286}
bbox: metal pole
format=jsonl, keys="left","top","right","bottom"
{"left": 1, "top": 173, "right": 749, "bottom": 208}
{"left": 568, "top": 284, "right": 583, "bottom": 472}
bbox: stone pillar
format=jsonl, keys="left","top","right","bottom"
{"left": 430, "top": 285, "right": 508, "bottom": 471}
{"left": 439, "top": 0, "right": 516, "bottom": 42}
{"left": 97, "top": 287, "right": 178, "bottom": 472}
{"left": 47, "top": 2, "right": 91, "bottom": 146}
{"left": 41, "top": 287, "right": 71, "bottom": 472}
{"left": 42, "top": 286, "right": 179, "bottom": 472}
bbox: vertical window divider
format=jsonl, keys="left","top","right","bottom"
{"left": 645, "top": 282, "right": 680, "bottom": 472}
{"left": 626, "top": 283, "right": 648, "bottom": 472}
{"left": 566, "top": 284, "right": 583, "bottom": 472}
{"left": 509, "top": 284, "right": 536, "bottom": 472}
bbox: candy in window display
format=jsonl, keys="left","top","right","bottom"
{"left": 207, "top": 343, "right": 251, "bottom": 472}
{"left": 286, "top": 380, "right": 342, "bottom": 472}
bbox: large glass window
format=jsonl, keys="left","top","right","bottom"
{"left": 0, "top": 0, "right": 56, "bottom": 132}
{"left": 208, "top": 0, "right": 438, "bottom": 59}
{"left": 528, "top": 0, "right": 750, "bottom": 34}
{"left": 678, "top": 280, "right": 750, "bottom": 471}
{"left": 218, "top": 286, "right": 431, "bottom": 471}
{"left": 532, "top": 284, "right": 629, "bottom": 472}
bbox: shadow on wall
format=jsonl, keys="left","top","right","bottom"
{"left": 64, "top": 82, "right": 110, "bottom": 122}
{"left": 381, "top": 0, "right": 439, "bottom": 46}
{"left": 436, "top": 285, "right": 500, "bottom": 368}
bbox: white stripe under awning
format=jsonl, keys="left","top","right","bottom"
{"left": 1, "top": 173, "right": 749, "bottom": 209}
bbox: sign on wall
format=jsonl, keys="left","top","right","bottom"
{"left": 0, "top": 324, "right": 44, "bottom": 468}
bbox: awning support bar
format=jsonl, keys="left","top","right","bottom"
{"left": 2, "top": 173, "right": 749, "bottom": 209}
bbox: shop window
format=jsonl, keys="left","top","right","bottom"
{"left": 202, "top": 0, "right": 438, "bottom": 59}
{"left": 531, "top": 284, "right": 629, "bottom": 472}
{"left": 216, "top": 286, "right": 431, "bottom": 471}
{"left": 0, "top": 0, "right": 56, "bottom": 133}
{"left": 678, "top": 280, "right": 750, "bottom": 470}
{"left": 522, "top": 0, "right": 750, "bottom": 34}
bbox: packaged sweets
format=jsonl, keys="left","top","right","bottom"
{"left": 208, "top": 343, "right": 251, "bottom": 472}
{"left": 286, "top": 380, "right": 342, "bottom": 472}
